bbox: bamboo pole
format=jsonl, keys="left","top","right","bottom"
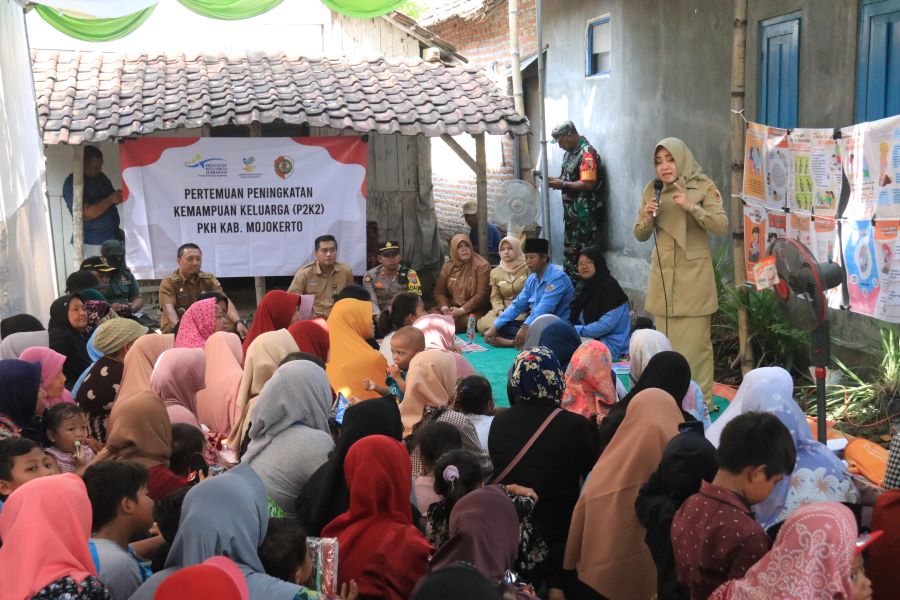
{"left": 475, "top": 134, "right": 489, "bottom": 258}
{"left": 730, "top": 0, "right": 754, "bottom": 374}
{"left": 536, "top": 0, "right": 550, "bottom": 248}
{"left": 508, "top": 0, "right": 525, "bottom": 117}
{"left": 249, "top": 121, "right": 266, "bottom": 305}
{"left": 72, "top": 145, "right": 85, "bottom": 268}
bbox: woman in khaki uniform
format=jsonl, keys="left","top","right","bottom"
{"left": 433, "top": 234, "right": 492, "bottom": 332}
{"left": 634, "top": 138, "right": 727, "bottom": 403}
{"left": 476, "top": 236, "right": 529, "bottom": 338}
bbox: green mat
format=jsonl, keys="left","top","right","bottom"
{"left": 462, "top": 334, "right": 520, "bottom": 408}
{"left": 464, "top": 333, "right": 733, "bottom": 416}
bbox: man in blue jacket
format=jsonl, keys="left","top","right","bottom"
{"left": 484, "top": 238, "right": 574, "bottom": 348}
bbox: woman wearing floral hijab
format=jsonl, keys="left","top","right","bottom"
{"left": 710, "top": 366, "right": 858, "bottom": 530}
{"left": 708, "top": 503, "right": 858, "bottom": 600}
{"left": 489, "top": 347, "right": 596, "bottom": 595}
{"left": 561, "top": 341, "right": 618, "bottom": 421}
{"left": 174, "top": 297, "right": 223, "bottom": 349}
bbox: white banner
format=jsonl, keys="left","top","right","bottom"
{"left": 121, "top": 136, "right": 368, "bottom": 279}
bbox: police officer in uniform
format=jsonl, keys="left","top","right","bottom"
{"left": 548, "top": 121, "right": 604, "bottom": 278}
{"left": 158, "top": 243, "right": 246, "bottom": 335}
{"left": 362, "top": 241, "right": 422, "bottom": 316}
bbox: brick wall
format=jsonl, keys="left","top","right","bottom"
{"left": 428, "top": 0, "right": 536, "bottom": 242}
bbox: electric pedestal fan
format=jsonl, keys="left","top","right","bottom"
{"left": 768, "top": 237, "right": 845, "bottom": 443}
{"left": 495, "top": 180, "right": 540, "bottom": 237}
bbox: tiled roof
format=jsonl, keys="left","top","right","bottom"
{"left": 31, "top": 50, "right": 529, "bottom": 144}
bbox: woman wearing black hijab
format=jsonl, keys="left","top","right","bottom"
{"left": 568, "top": 246, "right": 631, "bottom": 359}
{"left": 48, "top": 294, "right": 91, "bottom": 390}
{"left": 295, "top": 395, "right": 403, "bottom": 535}
{"left": 596, "top": 351, "right": 697, "bottom": 456}
{"left": 0, "top": 314, "right": 44, "bottom": 339}
{"left": 635, "top": 432, "right": 718, "bottom": 600}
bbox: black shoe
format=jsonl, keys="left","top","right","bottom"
{"left": 137, "top": 313, "right": 160, "bottom": 328}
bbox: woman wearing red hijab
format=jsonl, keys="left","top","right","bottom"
{"left": 242, "top": 291, "right": 313, "bottom": 354}
{"left": 288, "top": 319, "right": 330, "bottom": 364}
{"left": 322, "top": 435, "right": 432, "bottom": 599}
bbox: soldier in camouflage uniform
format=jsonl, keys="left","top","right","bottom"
{"left": 548, "top": 121, "right": 604, "bottom": 278}
{"left": 362, "top": 241, "right": 421, "bottom": 316}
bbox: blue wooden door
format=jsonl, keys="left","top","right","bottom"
{"left": 759, "top": 15, "right": 800, "bottom": 128}
{"left": 856, "top": 0, "right": 900, "bottom": 122}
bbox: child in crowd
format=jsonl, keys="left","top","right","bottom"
{"left": 258, "top": 518, "right": 314, "bottom": 585}
{"left": 454, "top": 375, "right": 494, "bottom": 451}
{"left": 42, "top": 403, "right": 94, "bottom": 473}
{"left": 377, "top": 292, "right": 426, "bottom": 353}
{"left": 426, "top": 449, "right": 484, "bottom": 548}
{"left": 83, "top": 461, "right": 155, "bottom": 600}
{"left": 413, "top": 422, "right": 463, "bottom": 515}
{"left": 168, "top": 423, "right": 206, "bottom": 482}
{"left": 363, "top": 326, "right": 426, "bottom": 401}
{"left": 671, "top": 412, "right": 796, "bottom": 599}
{"left": 151, "top": 487, "right": 190, "bottom": 572}
{"left": 0, "top": 437, "right": 54, "bottom": 501}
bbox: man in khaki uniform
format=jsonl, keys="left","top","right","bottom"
{"left": 362, "top": 241, "right": 421, "bottom": 316}
{"left": 158, "top": 243, "right": 246, "bottom": 335}
{"left": 288, "top": 234, "right": 354, "bottom": 318}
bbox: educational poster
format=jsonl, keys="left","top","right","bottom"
{"left": 788, "top": 212, "right": 813, "bottom": 250}
{"left": 788, "top": 129, "right": 814, "bottom": 212}
{"left": 766, "top": 127, "right": 790, "bottom": 209}
{"left": 811, "top": 216, "right": 838, "bottom": 264}
{"left": 120, "top": 136, "right": 368, "bottom": 278}
{"left": 840, "top": 124, "right": 877, "bottom": 219}
{"left": 743, "top": 122, "right": 767, "bottom": 202}
{"left": 842, "top": 220, "right": 881, "bottom": 316}
{"left": 743, "top": 205, "right": 767, "bottom": 281}
{"left": 863, "top": 114, "right": 900, "bottom": 218}
{"left": 874, "top": 220, "right": 900, "bottom": 322}
{"left": 766, "top": 211, "right": 787, "bottom": 251}
{"left": 809, "top": 129, "right": 842, "bottom": 216}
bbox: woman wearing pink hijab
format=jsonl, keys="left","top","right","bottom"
{"left": 174, "top": 298, "right": 221, "bottom": 349}
{"left": 413, "top": 314, "right": 476, "bottom": 378}
{"left": 150, "top": 348, "right": 206, "bottom": 428}
{"left": 196, "top": 332, "right": 244, "bottom": 436}
{"left": 18, "top": 346, "right": 73, "bottom": 407}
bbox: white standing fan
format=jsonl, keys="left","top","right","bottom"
{"left": 496, "top": 180, "right": 540, "bottom": 237}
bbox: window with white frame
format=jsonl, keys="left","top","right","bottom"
{"left": 587, "top": 16, "right": 611, "bottom": 77}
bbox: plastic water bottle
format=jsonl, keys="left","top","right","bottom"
{"left": 466, "top": 314, "right": 477, "bottom": 341}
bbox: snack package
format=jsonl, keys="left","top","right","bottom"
{"left": 306, "top": 537, "right": 339, "bottom": 595}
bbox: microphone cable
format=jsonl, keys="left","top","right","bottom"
{"left": 650, "top": 179, "right": 669, "bottom": 337}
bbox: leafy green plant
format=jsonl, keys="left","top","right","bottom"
{"left": 809, "top": 329, "right": 900, "bottom": 432}
{"left": 711, "top": 244, "right": 810, "bottom": 377}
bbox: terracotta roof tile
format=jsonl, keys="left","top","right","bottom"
{"left": 32, "top": 50, "right": 529, "bottom": 144}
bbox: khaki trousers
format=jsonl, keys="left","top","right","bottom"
{"left": 654, "top": 314, "right": 714, "bottom": 404}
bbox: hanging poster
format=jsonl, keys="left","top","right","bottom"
{"left": 120, "top": 136, "right": 368, "bottom": 279}
{"left": 788, "top": 129, "right": 814, "bottom": 212}
{"left": 809, "top": 129, "right": 842, "bottom": 216}
{"left": 810, "top": 215, "right": 838, "bottom": 264}
{"left": 788, "top": 212, "right": 812, "bottom": 250}
{"left": 874, "top": 220, "right": 900, "bottom": 322}
{"left": 743, "top": 205, "right": 767, "bottom": 282}
{"left": 862, "top": 114, "right": 900, "bottom": 218}
{"left": 743, "top": 122, "right": 767, "bottom": 203}
{"left": 766, "top": 127, "right": 790, "bottom": 210}
{"left": 842, "top": 220, "right": 881, "bottom": 316}
{"left": 766, "top": 211, "right": 787, "bottom": 251}
{"left": 840, "top": 124, "right": 877, "bottom": 219}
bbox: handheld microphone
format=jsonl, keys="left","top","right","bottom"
{"left": 652, "top": 179, "right": 663, "bottom": 220}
